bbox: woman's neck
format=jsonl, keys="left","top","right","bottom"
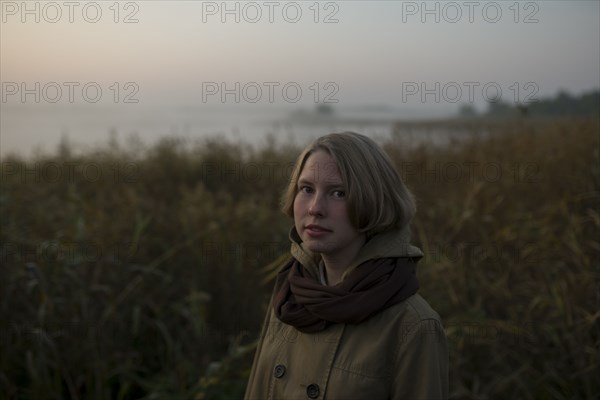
{"left": 321, "top": 238, "right": 366, "bottom": 285}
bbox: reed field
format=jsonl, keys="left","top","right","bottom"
{"left": 1, "top": 117, "right": 598, "bottom": 399}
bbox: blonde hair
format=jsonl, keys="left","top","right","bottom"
{"left": 282, "top": 132, "right": 416, "bottom": 236}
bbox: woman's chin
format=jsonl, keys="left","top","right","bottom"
{"left": 304, "top": 241, "right": 335, "bottom": 255}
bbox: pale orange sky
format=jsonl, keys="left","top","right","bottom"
{"left": 2, "top": 1, "right": 598, "bottom": 105}
{"left": 1, "top": 1, "right": 599, "bottom": 155}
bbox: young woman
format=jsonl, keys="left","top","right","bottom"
{"left": 245, "top": 132, "right": 448, "bottom": 400}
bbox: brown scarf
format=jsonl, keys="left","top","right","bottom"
{"left": 273, "top": 257, "right": 419, "bottom": 333}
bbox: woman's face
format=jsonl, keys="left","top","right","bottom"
{"left": 293, "top": 150, "right": 365, "bottom": 259}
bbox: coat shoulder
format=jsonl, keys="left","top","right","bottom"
{"left": 404, "top": 293, "right": 443, "bottom": 322}
{"left": 378, "top": 293, "right": 444, "bottom": 329}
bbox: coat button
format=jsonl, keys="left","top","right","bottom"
{"left": 306, "top": 383, "right": 320, "bottom": 399}
{"left": 273, "top": 364, "right": 286, "bottom": 379}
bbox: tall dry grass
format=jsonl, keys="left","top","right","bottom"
{"left": 1, "top": 117, "right": 598, "bottom": 399}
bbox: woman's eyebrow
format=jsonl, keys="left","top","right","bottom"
{"left": 297, "top": 178, "right": 312, "bottom": 186}
{"left": 298, "top": 178, "right": 344, "bottom": 188}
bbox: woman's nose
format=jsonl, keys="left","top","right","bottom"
{"left": 308, "top": 193, "right": 325, "bottom": 217}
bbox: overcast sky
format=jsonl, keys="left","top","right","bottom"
{"left": 3, "top": 1, "right": 599, "bottom": 103}
{"left": 1, "top": 0, "right": 599, "bottom": 154}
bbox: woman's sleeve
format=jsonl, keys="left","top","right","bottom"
{"left": 391, "top": 318, "right": 449, "bottom": 400}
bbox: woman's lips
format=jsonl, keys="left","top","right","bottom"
{"left": 305, "top": 224, "right": 332, "bottom": 237}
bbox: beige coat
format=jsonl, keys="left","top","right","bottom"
{"left": 245, "top": 228, "right": 448, "bottom": 400}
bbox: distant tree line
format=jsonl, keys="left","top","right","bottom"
{"left": 458, "top": 88, "right": 600, "bottom": 118}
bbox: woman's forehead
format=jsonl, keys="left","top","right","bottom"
{"left": 300, "top": 150, "right": 342, "bottom": 183}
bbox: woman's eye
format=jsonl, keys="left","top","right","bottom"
{"left": 299, "top": 186, "right": 313, "bottom": 194}
{"left": 332, "top": 190, "right": 345, "bottom": 198}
